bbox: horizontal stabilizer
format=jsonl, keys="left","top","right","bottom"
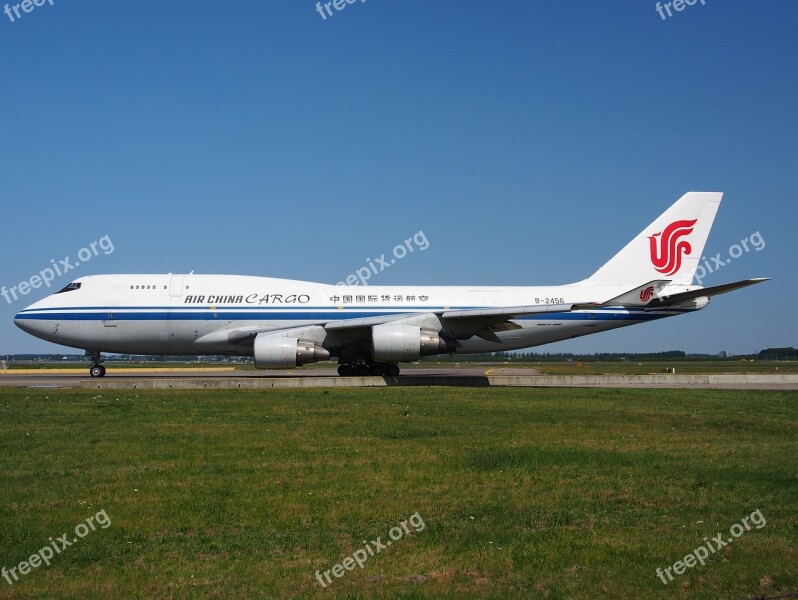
{"left": 604, "top": 280, "right": 672, "bottom": 307}
{"left": 645, "top": 278, "right": 769, "bottom": 308}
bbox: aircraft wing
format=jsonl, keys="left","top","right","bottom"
{"left": 437, "top": 303, "right": 574, "bottom": 341}
{"left": 322, "top": 303, "right": 577, "bottom": 343}
{"left": 324, "top": 312, "right": 434, "bottom": 331}
{"left": 202, "top": 303, "right": 577, "bottom": 346}
{"left": 439, "top": 303, "right": 573, "bottom": 320}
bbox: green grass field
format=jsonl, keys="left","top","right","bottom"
{"left": 0, "top": 387, "right": 796, "bottom": 599}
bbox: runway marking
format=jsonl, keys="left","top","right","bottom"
{"left": 484, "top": 368, "right": 495, "bottom": 375}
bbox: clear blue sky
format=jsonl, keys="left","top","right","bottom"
{"left": 1, "top": 0, "right": 795, "bottom": 355}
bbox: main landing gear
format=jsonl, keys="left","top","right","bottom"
{"left": 337, "top": 362, "right": 400, "bottom": 377}
{"left": 87, "top": 351, "right": 106, "bottom": 377}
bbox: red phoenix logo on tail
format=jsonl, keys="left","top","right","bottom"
{"left": 648, "top": 219, "right": 697, "bottom": 276}
{"left": 639, "top": 286, "right": 655, "bottom": 302}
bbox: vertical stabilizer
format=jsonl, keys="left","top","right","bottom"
{"left": 583, "top": 192, "right": 722, "bottom": 287}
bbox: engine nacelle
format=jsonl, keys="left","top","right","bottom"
{"left": 371, "top": 324, "right": 446, "bottom": 362}
{"left": 254, "top": 334, "right": 330, "bottom": 369}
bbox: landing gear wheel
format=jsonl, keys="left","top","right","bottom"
{"left": 87, "top": 351, "right": 105, "bottom": 377}
{"left": 337, "top": 364, "right": 354, "bottom": 376}
{"left": 385, "top": 364, "right": 400, "bottom": 377}
{"left": 369, "top": 363, "right": 386, "bottom": 376}
{"left": 355, "top": 364, "right": 371, "bottom": 376}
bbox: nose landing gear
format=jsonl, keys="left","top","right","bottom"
{"left": 87, "top": 351, "right": 106, "bottom": 377}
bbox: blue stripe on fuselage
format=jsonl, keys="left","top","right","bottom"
{"left": 14, "top": 307, "right": 684, "bottom": 322}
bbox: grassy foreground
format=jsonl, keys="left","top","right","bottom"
{"left": 0, "top": 387, "right": 796, "bottom": 599}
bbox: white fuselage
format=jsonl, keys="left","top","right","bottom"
{"left": 14, "top": 273, "right": 692, "bottom": 357}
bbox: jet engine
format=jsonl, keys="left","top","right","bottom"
{"left": 254, "top": 334, "right": 330, "bottom": 369}
{"left": 371, "top": 324, "right": 447, "bottom": 362}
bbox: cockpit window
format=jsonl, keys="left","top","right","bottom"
{"left": 55, "top": 282, "right": 82, "bottom": 294}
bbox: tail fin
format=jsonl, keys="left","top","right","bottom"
{"left": 583, "top": 192, "right": 722, "bottom": 287}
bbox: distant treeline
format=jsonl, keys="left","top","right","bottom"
{"left": 426, "top": 348, "right": 797, "bottom": 362}
{"left": 424, "top": 351, "right": 687, "bottom": 362}
{"left": 757, "top": 347, "right": 798, "bottom": 360}
{"left": 4, "top": 347, "right": 796, "bottom": 363}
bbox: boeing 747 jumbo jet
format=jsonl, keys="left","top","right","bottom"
{"left": 15, "top": 192, "right": 767, "bottom": 377}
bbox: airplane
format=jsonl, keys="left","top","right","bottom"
{"left": 14, "top": 192, "right": 767, "bottom": 378}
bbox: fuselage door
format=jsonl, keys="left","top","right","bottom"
{"left": 169, "top": 275, "right": 185, "bottom": 298}
{"left": 103, "top": 305, "right": 117, "bottom": 327}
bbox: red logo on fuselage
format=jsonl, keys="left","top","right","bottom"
{"left": 648, "top": 219, "right": 697, "bottom": 276}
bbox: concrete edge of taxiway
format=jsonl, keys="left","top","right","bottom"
{"left": 78, "top": 374, "right": 798, "bottom": 390}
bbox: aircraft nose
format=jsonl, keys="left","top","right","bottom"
{"left": 14, "top": 304, "right": 55, "bottom": 340}
{"left": 14, "top": 309, "right": 37, "bottom": 335}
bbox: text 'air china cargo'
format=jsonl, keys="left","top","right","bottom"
{"left": 15, "top": 192, "right": 768, "bottom": 377}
